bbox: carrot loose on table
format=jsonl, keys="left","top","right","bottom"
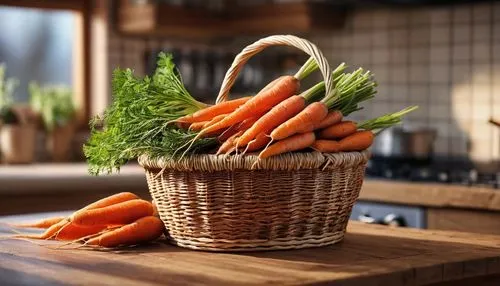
{"left": 270, "top": 102, "right": 328, "bottom": 141}
{"left": 86, "top": 216, "right": 164, "bottom": 248}
{"left": 14, "top": 218, "right": 70, "bottom": 240}
{"left": 80, "top": 192, "right": 140, "bottom": 212}
{"left": 314, "top": 110, "right": 343, "bottom": 130}
{"left": 10, "top": 216, "right": 66, "bottom": 229}
{"left": 55, "top": 223, "right": 109, "bottom": 241}
{"left": 71, "top": 199, "right": 154, "bottom": 226}
{"left": 176, "top": 96, "right": 251, "bottom": 124}
{"left": 258, "top": 132, "right": 315, "bottom": 159}
{"left": 318, "top": 121, "right": 357, "bottom": 140}
{"left": 338, "top": 130, "right": 374, "bottom": 152}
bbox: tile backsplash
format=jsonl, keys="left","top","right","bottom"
{"left": 107, "top": 1, "right": 500, "bottom": 162}
{"left": 311, "top": 1, "right": 500, "bottom": 162}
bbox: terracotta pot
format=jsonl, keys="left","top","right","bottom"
{"left": 46, "top": 124, "right": 75, "bottom": 162}
{"left": 0, "top": 124, "right": 36, "bottom": 164}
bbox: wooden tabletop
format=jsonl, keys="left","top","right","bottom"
{"left": 1, "top": 213, "right": 500, "bottom": 286}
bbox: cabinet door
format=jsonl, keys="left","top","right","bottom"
{"left": 427, "top": 208, "right": 500, "bottom": 235}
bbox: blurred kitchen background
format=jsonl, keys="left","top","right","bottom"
{"left": 1, "top": 0, "right": 500, "bottom": 235}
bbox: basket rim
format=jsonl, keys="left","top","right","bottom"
{"left": 138, "top": 151, "right": 370, "bottom": 172}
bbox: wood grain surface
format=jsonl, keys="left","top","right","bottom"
{"left": 1, "top": 217, "right": 500, "bottom": 286}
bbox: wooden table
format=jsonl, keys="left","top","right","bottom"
{"left": 1, "top": 213, "right": 500, "bottom": 286}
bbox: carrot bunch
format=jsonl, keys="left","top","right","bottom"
{"left": 312, "top": 106, "right": 419, "bottom": 153}
{"left": 173, "top": 55, "right": 418, "bottom": 160}
{"left": 7, "top": 192, "right": 165, "bottom": 248}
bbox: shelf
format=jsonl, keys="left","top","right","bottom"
{"left": 117, "top": 1, "right": 347, "bottom": 39}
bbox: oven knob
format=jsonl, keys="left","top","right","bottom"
{"left": 383, "top": 214, "right": 406, "bottom": 227}
{"left": 358, "top": 214, "right": 378, "bottom": 224}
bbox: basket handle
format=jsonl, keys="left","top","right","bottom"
{"left": 215, "top": 35, "right": 333, "bottom": 104}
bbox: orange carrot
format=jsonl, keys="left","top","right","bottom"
{"left": 177, "top": 96, "right": 251, "bottom": 124}
{"left": 189, "top": 121, "right": 209, "bottom": 131}
{"left": 236, "top": 95, "right": 306, "bottom": 147}
{"left": 216, "top": 131, "right": 243, "bottom": 155}
{"left": 338, "top": 130, "right": 374, "bottom": 151}
{"left": 314, "top": 110, "right": 343, "bottom": 130}
{"left": 270, "top": 102, "right": 328, "bottom": 141}
{"left": 218, "top": 116, "right": 259, "bottom": 142}
{"left": 80, "top": 192, "right": 140, "bottom": 212}
{"left": 311, "top": 140, "right": 341, "bottom": 153}
{"left": 14, "top": 219, "right": 70, "bottom": 240}
{"left": 243, "top": 132, "right": 271, "bottom": 153}
{"left": 259, "top": 132, "right": 315, "bottom": 159}
{"left": 55, "top": 223, "right": 109, "bottom": 241}
{"left": 198, "top": 76, "right": 299, "bottom": 136}
{"left": 203, "top": 113, "right": 228, "bottom": 128}
{"left": 10, "top": 216, "right": 66, "bottom": 229}
{"left": 318, "top": 121, "right": 357, "bottom": 139}
{"left": 86, "top": 216, "right": 164, "bottom": 248}
{"left": 72, "top": 199, "right": 154, "bottom": 226}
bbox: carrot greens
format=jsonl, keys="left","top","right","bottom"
{"left": 84, "top": 53, "right": 216, "bottom": 176}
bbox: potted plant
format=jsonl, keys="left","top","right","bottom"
{"left": 30, "top": 82, "right": 76, "bottom": 162}
{"left": 0, "top": 64, "right": 37, "bottom": 164}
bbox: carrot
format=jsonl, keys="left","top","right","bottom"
{"left": 72, "top": 199, "right": 154, "bottom": 226}
{"left": 218, "top": 116, "right": 259, "bottom": 142}
{"left": 86, "top": 216, "right": 164, "bottom": 248}
{"left": 80, "top": 192, "right": 140, "bottom": 212}
{"left": 199, "top": 76, "right": 299, "bottom": 136}
{"left": 10, "top": 216, "right": 66, "bottom": 229}
{"left": 258, "top": 132, "right": 315, "bottom": 159}
{"left": 270, "top": 102, "right": 328, "bottom": 141}
{"left": 216, "top": 131, "right": 243, "bottom": 155}
{"left": 176, "top": 96, "right": 251, "bottom": 124}
{"left": 318, "top": 121, "right": 357, "bottom": 139}
{"left": 188, "top": 121, "right": 209, "bottom": 131}
{"left": 339, "top": 130, "right": 374, "bottom": 151}
{"left": 314, "top": 110, "right": 343, "bottom": 130}
{"left": 55, "top": 223, "right": 109, "bottom": 241}
{"left": 14, "top": 218, "right": 70, "bottom": 240}
{"left": 203, "top": 113, "right": 228, "bottom": 128}
{"left": 311, "top": 140, "right": 341, "bottom": 153}
{"left": 243, "top": 132, "right": 271, "bottom": 153}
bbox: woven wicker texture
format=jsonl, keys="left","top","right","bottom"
{"left": 215, "top": 35, "right": 333, "bottom": 104}
{"left": 140, "top": 151, "right": 369, "bottom": 251}
{"left": 138, "top": 35, "right": 368, "bottom": 251}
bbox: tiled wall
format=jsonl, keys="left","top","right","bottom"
{"left": 107, "top": 2, "right": 500, "bottom": 162}
{"left": 310, "top": 1, "right": 500, "bottom": 162}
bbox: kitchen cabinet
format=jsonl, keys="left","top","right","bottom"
{"left": 1, "top": 218, "right": 500, "bottom": 285}
{"left": 117, "top": 1, "right": 346, "bottom": 39}
{"left": 355, "top": 179, "right": 500, "bottom": 235}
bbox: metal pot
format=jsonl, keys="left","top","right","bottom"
{"left": 371, "top": 126, "right": 437, "bottom": 160}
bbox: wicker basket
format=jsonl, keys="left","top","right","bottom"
{"left": 139, "top": 35, "right": 370, "bottom": 251}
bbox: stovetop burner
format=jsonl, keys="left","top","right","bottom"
{"left": 366, "top": 156, "right": 500, "bottom": 189}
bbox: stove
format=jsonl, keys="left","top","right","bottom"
{"left": 365, "top": 156, "right": 500, "bottom": 189}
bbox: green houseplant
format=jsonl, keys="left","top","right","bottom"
{"left": 30, "top": 82, "right": 76, "bottom": 162}
{"left": 0, "top": 64, "right": 36, "bottom": 164}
